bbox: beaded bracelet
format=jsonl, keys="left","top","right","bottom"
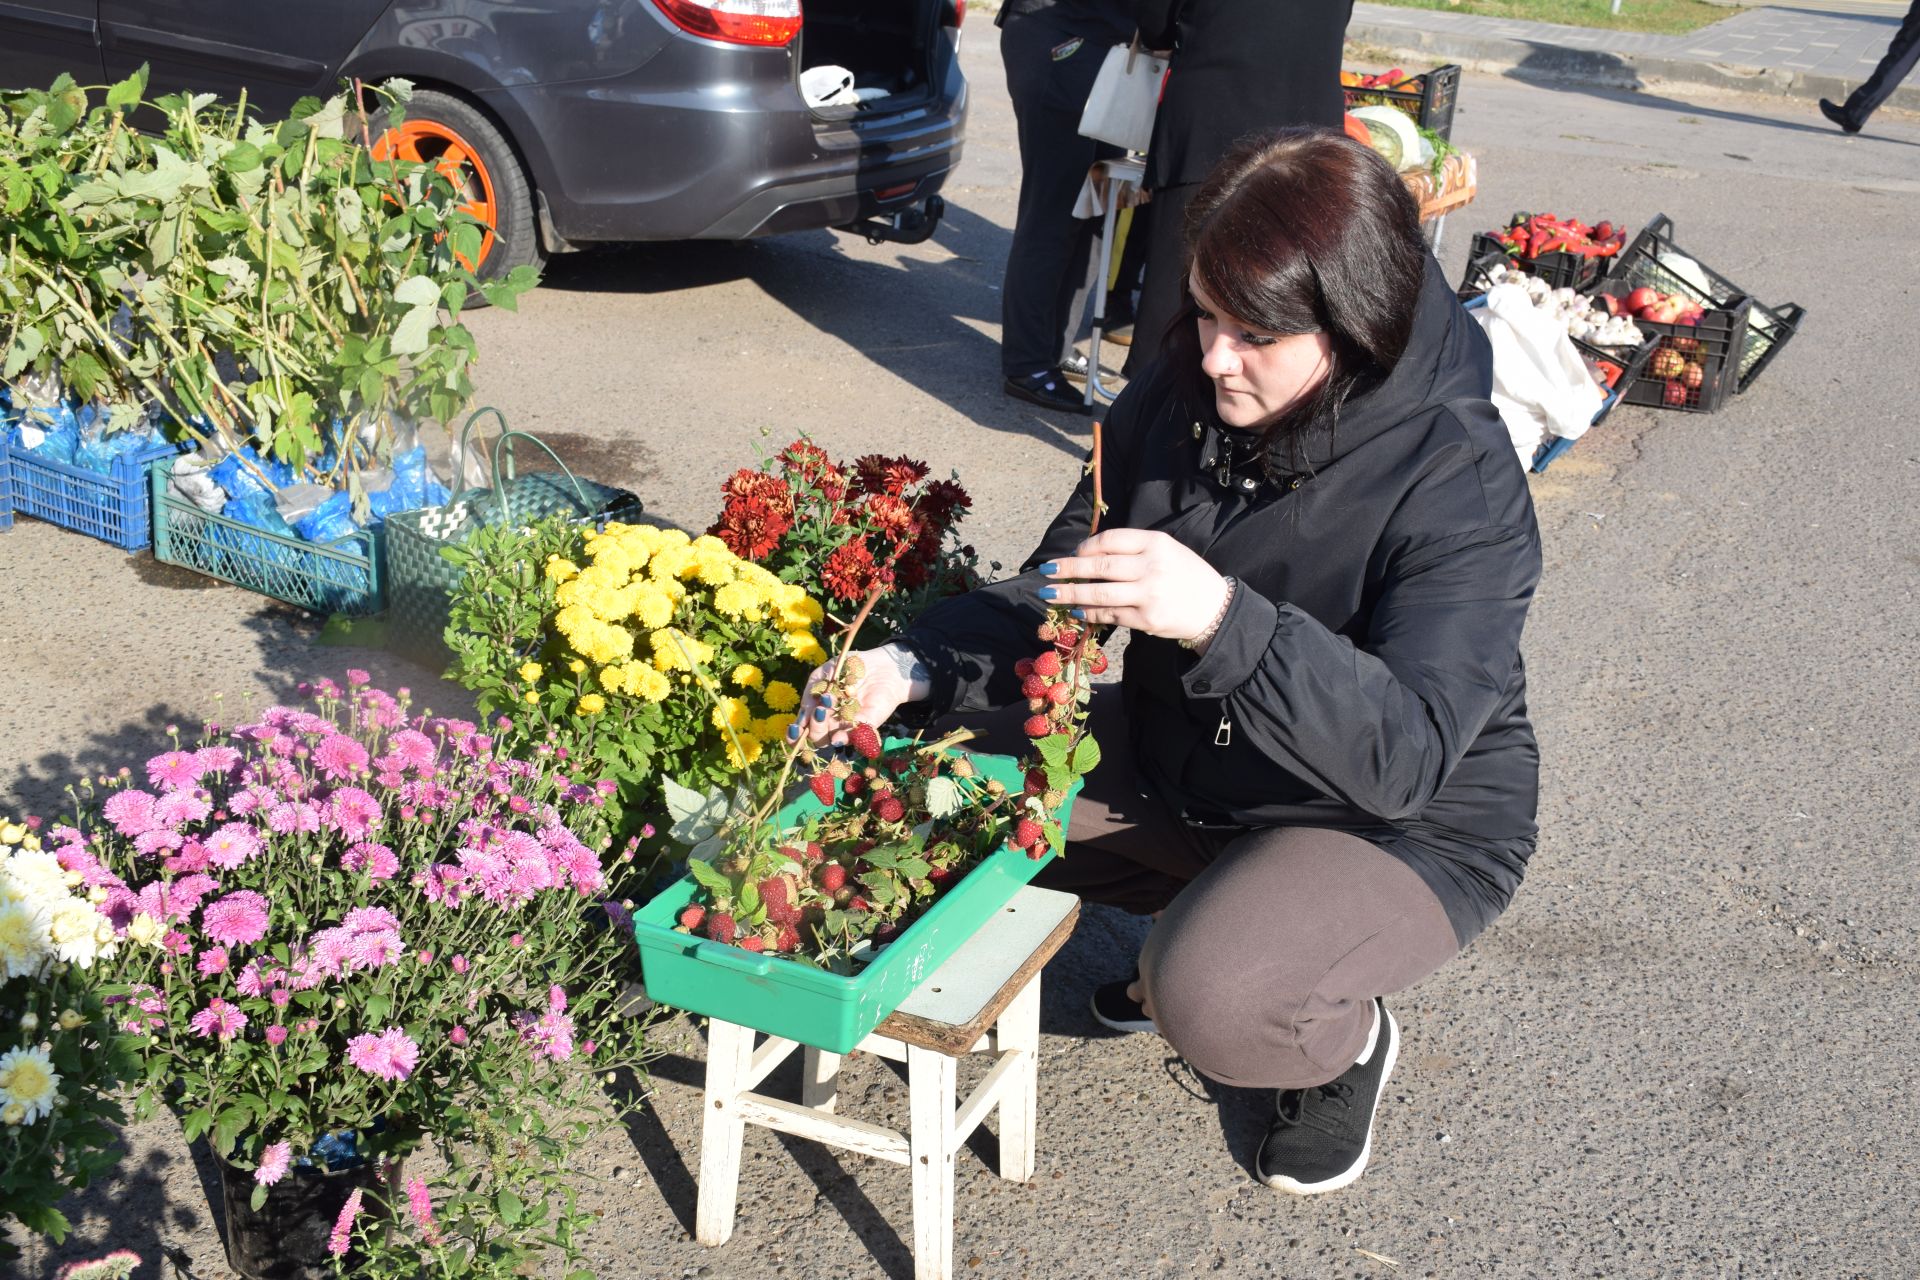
{"left": 1179, "top": 577, "right": 1236, "bottom": 652}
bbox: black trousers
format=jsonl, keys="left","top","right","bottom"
{"left": 1844, "top": 0, "right": 1920, "bottom": 125}
{"left": 1000, "top": 13, "right": 1117, "bottom": 379}
{"left": 1120, "top": 180, "right": 1197, "bottom": 378}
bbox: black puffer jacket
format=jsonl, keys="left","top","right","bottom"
{"left": 904, "top": 258, "right": 1541, "bottom": 944}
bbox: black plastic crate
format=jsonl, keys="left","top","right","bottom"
{"left": 1467, "top": 230, "right": 1610, "bottom": 293}
{"left": 1342, "top": 63, "right": 1461, "bottom": 140}
{"left": 1619, "top": 298, "right": 1753, "bottom": 415}
{"left": 1600, "top": 213, "right": 1804, "bottom": 393}
{"left": 1574, "top": 329, "right": 1661, "bottom": 429}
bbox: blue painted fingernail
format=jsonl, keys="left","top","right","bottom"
{"left": 1038, "top": 586, "right": 1058, "bottom": 600}
{"left": 1070, "top": 607, "right": 1086, "bottom": 619}
{"left": 813, "top": 707, "right": 827, "bottom": 722}
{"left": 1039, "top": 562, "right": 1059, "bottom": 575}
{"left": 820, "top": 693, "right": 833, "bottom": 706}
{"left": 787, "top": 725, "right": 800, "bottom": 741}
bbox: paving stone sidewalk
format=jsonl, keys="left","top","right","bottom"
{"left": 1350, "top": 0, "right": 1920, "bottom": 112}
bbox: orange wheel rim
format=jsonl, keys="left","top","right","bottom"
{"left": 372, "top": 119, "right": 498, "bottom": 271}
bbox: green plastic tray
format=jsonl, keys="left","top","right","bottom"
{"left": 633, "top": 743, "right": 1079, "bottom": 1053}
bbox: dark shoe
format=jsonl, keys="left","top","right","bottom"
{"left": 1819, "top": 99, "right": 1861, "bottom": 135}
{"left": 1090, "top": 974, "right": 1155, "bottom": 1034}
{"left": 1004, "top": 369, "right": 1089, "bottom": 415}
{"left": 1104, "top": 322, "right": 1134, "bottom": 347}
{"left": 1256, "top": 1000, "right": 1398, "bottom": 1195}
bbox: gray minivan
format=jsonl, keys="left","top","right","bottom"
{"left": 0, "top": 0, "right": 968, "bottom": 278}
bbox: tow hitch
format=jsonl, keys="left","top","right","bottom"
{"left": 839, "top": 194, "right": 945, "bottom": 246}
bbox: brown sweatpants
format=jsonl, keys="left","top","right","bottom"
{"left": 971, "top": 687, "right": 1462, "bottom": 1091}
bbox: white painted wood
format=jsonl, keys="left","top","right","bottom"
{"left": 951, "top": 1046, "right": 1027, "bottom": 1145}
{"left": 695, "top": 1018, "right": 756, "bottom": 1246}
{"left": 994, "top": 977, "right": 1041, "bottom": 1183}
{"left": 853, "top": 1030, "right": 909, "bottom": 1062}
{"left": 733, "top": 1092, "right": 912, "bottom": 1165}
{"left": 802, "top": 1046, "right": 842, "bottom": 1113}
{"left": 746, "top": 1033, "right": 799, "bottom": 1091}
{"left": 907, "top": 1044, "right": 959, "bottom": 1280}
{"left": 891, "top": 886, "right": 1077, "bottom": 1028}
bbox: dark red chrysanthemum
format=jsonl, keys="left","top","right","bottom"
{"left": 854, "top": 454, "right": 930, "bottom": 498}
{"left": 820, "top": 538, "right": 893, "bottom": 603}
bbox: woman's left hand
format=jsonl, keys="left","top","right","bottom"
{"left": 1038, "top": 528, "right": 1230, "bottom": 643}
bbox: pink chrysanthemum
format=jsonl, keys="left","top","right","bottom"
{"left": 255, "top": 1140, "right": 292, "bottom": 1186}
{"left": 103, "top": 789, "right": 160, "bottom": 836}
{"left": 346, "top": 1027, "right": 419, "bottom": 1082}
{"left": 134, "top": 828, "right": 184, "bottom": 856}
{"left": 146, "top": 750, "right": 203, "bottom": 790}
{"left": 326, "top": 787, "right": 383, "bottom": 841}
{"left": 387, "top": 729, "right": 438, "bottom": 772}
{"left": 189, "top": 998, "right": 248, "bottom": 1040}
{"left": 265, "top": 1025, "right": 288, "bottom": 1047}
{"left": 201, "top": 890, "right": 271, "bottom": 946}
{"left": 342, "top": 842, "right": 399, "bottom": 881}
{"left": 153, "top": 789, "right": 212, "bottom": 829}
{"left": 203, "top": 822, "right": 263, "bottom": 870}
{"left": 328, "top": 1187, "right": 364, "bottom": 1257}
{"left": 195, "top": 745, "right": 242, "bottom": 776}
{"left": 196, "top": 947, "right": 229, "bottom": 977}
{"left": 266, "top": 801, "right": 323, "bottom": 835}
{"left": 342, "top": 906, "right": 400, "bottom": 934}
{"left": 313, "top": 734, "right": 371, "bottom": 781}
{"left": 516, "top": 985, "right": 576, "bottom": 1062}
{"left": 346, "top": 668, "right": 371, "bottom": 687}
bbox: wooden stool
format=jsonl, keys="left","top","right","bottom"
{"left": 695, "top": 885, "right": 1080, "bottom": 1280}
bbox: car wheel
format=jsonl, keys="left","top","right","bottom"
{"left": 369, "top": 88, "right": 540, "bottom": 293}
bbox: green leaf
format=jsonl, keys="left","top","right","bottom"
{"left": 1036, "top": 735, "right": 1071, "bottom": 769}
{"left": 1070, "top": 735, "right": 1101, "bottom": 775}
{"left": 221, "top": 140, "right": 264, "bottom": 173}
{"left": 924, "top": 776, "right": 964, "bottom": 820}
{"left": 496, "top": 1188, "right": 525, "bottom": 1226}
{"left": 390, "top": 303, "right": 436, "bottom": 356}
{"left": 686, "top": 858, "right": 732, "bottom": 898}
{"left": 392, "top": 274, "right": 440, "bottom": 309}
{"left": 106, "top": 65, "right": 148, "bottom": 109}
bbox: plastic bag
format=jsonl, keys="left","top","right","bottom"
{"left": 273, "top": 483, "right": 335, "bottom": 526}
{"left": 800, "top": 65, "right": 857, "bottom": 108}
{"left": 1469, "top": 283, "right": 1605, "bottom": 468}
{"left": 222, "top": 491, "right": 296, "bottom": 538}
{"left": 366, "top": 445, "right": 450, "bottom": 525}
{"left": 167, "top": 454, "right": 228, "bottom": 515}
{"left": 210, "top": 446, "right": 296, "bottom": 502}
{"left": 74, "top": 423, "right": 167, "bottom": 475}
{"left": 294, "top": 490, "right": 359, "bottom": 544}
{"left": 27, "top": 404, "right": 80, "bottom": 464}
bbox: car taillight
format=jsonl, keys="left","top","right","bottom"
{"left": 942, "top": 0, "right": 964, "bottom": 27}
{"left": 651, "top": 0, "right": 802, "bottom": 46}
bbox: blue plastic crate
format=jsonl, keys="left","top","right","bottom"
{"left": 0, "top": 426, "right": 180, "bottom": 551}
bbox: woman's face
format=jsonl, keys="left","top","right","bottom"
{"left": 1190, "top": 271, "right": 1333, "bottom": 431}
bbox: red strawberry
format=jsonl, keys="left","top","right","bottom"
{"left": 927, "top": 865, "right": 952, "bottom": 884}
{"left": 1028, "top": 842, "right": 1048, "bottom": 860}
{"left": 1032, "top": 650, "right": 1063, "bottom": 677}
{"left": 806, "top": 841, "right": 825, "bottom": 862}
{"left": 705, "top": 912, "right": 737, "bottom": 945}
{"left": 1012, "top": 818, "right": 1043, "bottom": 849}
{"left": 817, "top": 863, "right": 848, "bottom": 893}
{"left": 1046, "top": 682, "right": 1073, "bottom": 706}
{"left": 775, "top": 923, "right": 801, "bottom": 953}
{"left": 1021, "top": 673, "right": 1050, "bottom": 700}
{"left": 678, "top": 904, "right": 706, "bottom": 931}
{"left": 808, "top": 773, "right": 837, "bottom": 806}
{"left": 848, "top": 724, "right": 882, "bottom": 760}
{"left": 1088, "top": 648, "right": 1109, "bottom": 675}
{"left": 1052, "top": 628, "right": 1082, "bottom": 650}
{"left": 842, "top": 774, "right": 866, "bottom": 798}
{"left": 875, "top": 794, "right": 906, "bottom": 823}
{"left": 1036, "top": 621, "right": 1059, "bottom": 643}
{"left": 739, "top": 936, "right": 767, "bottom": 953}
{"left": 1015, "top": 657, "right": 1035, "bottom": 678}
{"left": 849, "top": 895, "right": 871, "bottom": 912}
{"left": 758, "top": 876, "right": 803, "bottom": 926}
{"left": 1023, "top": 715, "right": 1052, "bottom": 738}
{"left": 1025, "top": 768, "right": 1047, "bottom": 795}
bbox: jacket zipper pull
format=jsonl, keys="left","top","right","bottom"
{"left": 1214, "top": 715, "right": 1232, "bottom": 747}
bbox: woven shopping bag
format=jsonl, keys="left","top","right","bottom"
{"left": 385, "top": 408, "right": 644, "bottom": 667}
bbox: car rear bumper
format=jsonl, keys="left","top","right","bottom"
{"left": 488, "top": 32, "right": 967, "bottom": 244}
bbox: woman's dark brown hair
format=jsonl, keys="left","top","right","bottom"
{"left": 1161, "top": 127, "right": 1428, "bottom": 475}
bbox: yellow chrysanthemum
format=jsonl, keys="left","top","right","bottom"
{"left": 649, "top": 545, "right": 697, "bottom": 582}
{"left": 731, "top": 663, "right": 764, "bottom": 690}
{"left": 576, "top": 693, "right": 606, "bottom": 715}
{"left": 694, "top": 552, "right": 736, "bottom": 587}
{"left": 762, "top": 680, "right": 800, "bottom": 712}
{"left": 711, "top": 696, "right": 752, "bottom": 734}
{"left": 630, "top": 585, "right": 676, "bottom": 631}
{"left": 518, "top": 662, "right": 543, "bottom": 684}
{"left": 629, "top": 665, "right": 672, "bottom": 703}
{"left": 650, "top": 628, "right": 715, "bottom": 673}
{"left": 711, "top": 580, "right": 758, "bottom": 619}
{"left": 544, "top": 556, "right": 579, "bottom": 583}
{"left": 785, "top": 631, "right": 829, "bottom": 665}
{"left": 724, "top": 735, "right": 765, "bottom": 769}
{"left": 568, "top": 659, "right": 586, "bottom": 675}
{"left": 752, "top": 714, "right": 794, "bottom": 744}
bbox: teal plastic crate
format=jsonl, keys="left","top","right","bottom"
{"left": 634, "top": 742, "right": 1082, "bottom": 1053}
{"left": 151, "top": 455, "right": 384, "bottom": 615}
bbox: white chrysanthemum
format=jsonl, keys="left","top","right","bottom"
{"left": 1, "top": 848, "right": 69, "bottom": 910}
{"left": 0, "top": 1045, "right": 60, "bottom": 1123}
{"left": 0, "top": 898, "right": 51, "bottom": 980}
{"left": 47, "top": 897, "right": 111, "bottom": 969}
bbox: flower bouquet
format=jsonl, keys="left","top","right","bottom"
{"left": 53, "top": 674, "right": 646, "bottom": 1277}
{"left": 444, "top": 519, "right": 826, "bottom": 855}
{"left": 707, "top": 439, "right": 983, "bottom": 637}
{"left": 0, "top": 820, "right": 138, "bottom": 1260}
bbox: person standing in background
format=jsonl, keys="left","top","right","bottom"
{"left": 999, "top": 0, "right": 1137, "bottom": 414}
{"left": 1124, "top": 0, "right": 1354, "bottom": 375}
{"left": 1819, "top": 0, "right": 1919, "bottom": 134}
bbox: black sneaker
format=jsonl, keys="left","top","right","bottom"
{"left": 1256, "top": 1000, "right": 1398, "bottom": 1195}
{"left": 1818, "top": 99, "right": 1861, "bottom": 135}
{"left": 1004, "top": 369, "right": 1090, "bottom": 415}
{"left": 1089, "top": 974, "right": 1155, "bottom": 1034}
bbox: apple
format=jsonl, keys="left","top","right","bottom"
{"left": 1594, "top": 220, "right": 1616, "bottom": 241}
{"left": 1651, "top": 348, "right": 1686, "bottom": 379}
{"left": 1662, "top": 380, "right": 1690, "bottom": 407}
{"left": 1681, "top": 362, "right": 1705, "bottom": 390}
{"left": 1598, "top": 294, "right": 1623, "bottom": 317}
{"left": 1671, "top": 336, "right": 1701, "bottom": 356}
{"left": 1625, "top": 287, "right": 1660, "bottom": 312}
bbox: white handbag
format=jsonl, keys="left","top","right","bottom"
{"left": 1077, "top": 37, "right": 1169, "bottom": 153}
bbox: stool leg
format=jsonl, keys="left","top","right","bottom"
{"left": 906, "top": 1044, "right": 957, "bottom": 1280}
{"left": 994, "top": 975, "right": 1041, "bottom": 1183}
{"left": 696, "top": 1019, "right": 756, "bottom": 1246}
{"left": 802, "top": 1047, "right": 842, "bottom": 1113}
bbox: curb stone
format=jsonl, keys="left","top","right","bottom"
{"left": 1346, "top": 18, "right": 1920, "bottom": 117}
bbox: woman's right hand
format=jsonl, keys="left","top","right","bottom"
{"left": 792, "top": 642, "right": 932, "bottom": 747}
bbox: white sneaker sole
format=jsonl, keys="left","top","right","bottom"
{"left": 1089, "top": 989, "right": 1157, "bottom": 1035}
{"left": 1263, "top": 1007, "right": 1400, "bottom": 1196}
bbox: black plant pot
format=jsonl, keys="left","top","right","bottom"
{"left": 216, "top": 1152, "right": 390, "bottom": 1280}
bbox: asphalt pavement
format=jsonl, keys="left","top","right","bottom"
{"left": 3, "top": 24, "right": 1918, "bottom": 1280}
